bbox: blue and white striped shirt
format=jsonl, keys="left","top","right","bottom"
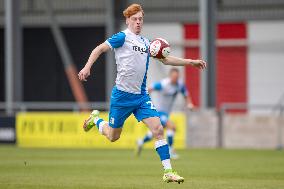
{"left": 105, "top": 29, "right": 150, "bottom": 94}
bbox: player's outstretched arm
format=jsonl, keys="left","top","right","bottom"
{"left": 160, "top": 55, "right": 207, "bottom": 69}
{"left": 78, "top": 42, "right": 110, "bottom": 81}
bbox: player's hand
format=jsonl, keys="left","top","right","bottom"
{"left": 192, "top": 59, "right": 207, "bottom": 69}
{"left": 187, "top": 103, "right": 195, "bottom": 111}
{"left": 78, "top": 67, "right": 90, "bottom": 81}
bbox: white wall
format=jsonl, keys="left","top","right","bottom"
{"left": 187, "top": 111, "right": 284, "bottom": 149}
{"left": 248, "top": 21, "right": 284, "bottom": 113}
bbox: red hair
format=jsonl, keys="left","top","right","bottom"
{"left": 123, "top": 4, "right": 144, "bottom": 18}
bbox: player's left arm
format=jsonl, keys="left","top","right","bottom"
{"left": 160, "top": 55, "right": 206, "bottom": 69}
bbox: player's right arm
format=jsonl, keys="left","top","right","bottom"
{"left": 79, "top": 31, "right": 126, "bottom": 81}
{"left": 78, "top": 43, "right": 110, "bottom": 81}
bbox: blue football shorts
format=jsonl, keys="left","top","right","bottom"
{"left": 109, "top": 86, "right": 159, "bottom": 128}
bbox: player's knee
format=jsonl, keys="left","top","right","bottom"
{"left": 109, "top": 137, "right": 119, "bottom": 142}
{"left": 152, "top": 124, "right": 164, "bottom": 139}
{"left": 108, "top": 134, "right": 120, "bottom": 142}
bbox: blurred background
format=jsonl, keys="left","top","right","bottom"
{"left": 0, "top": 0, "right": 284, "bottom": 149}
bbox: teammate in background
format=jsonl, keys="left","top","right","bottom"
{"left": 78, "top": 4, "right": 206, "bottom": 183}
{"left": 136, "top": 68, "right": 194, "bottom": 159}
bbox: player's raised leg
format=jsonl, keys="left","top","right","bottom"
{"left": 142, "top": 117, "right": 184, "bottom": 183}
{"left": 83, "top": 86, "right": 135, "bottom": 142}
{"left": 83, "top": 110, "right": 100, "bottom": 132}
{"left": 83, "top": 110, "right": 122, "bottom": 142}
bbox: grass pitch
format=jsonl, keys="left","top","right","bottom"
{"left": 0, "top": 145, "right": 284, "bottom": 189}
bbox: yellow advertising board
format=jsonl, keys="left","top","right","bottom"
{"left": 16, "top": 112, "right": 186, "bottom": 149}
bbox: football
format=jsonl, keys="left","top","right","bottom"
{"left": 149, "top": 38, "right": 171, "bottom": 59}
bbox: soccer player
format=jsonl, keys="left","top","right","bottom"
{"left": 78, "top": 4, "right": 206, "bottom": 183}
{"left": 136, "top": 68, "right": 194, "bottom": 159}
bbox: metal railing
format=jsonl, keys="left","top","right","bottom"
{"left": 0, "top": 102, "right": 109, "bottom": 114}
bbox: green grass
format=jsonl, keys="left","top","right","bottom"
{"left": 0, "top": 145, "right": 284, "bottom": 189}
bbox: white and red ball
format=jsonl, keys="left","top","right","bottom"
{"left": 149, "top": 38, "right": 171, "bottom": 59}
